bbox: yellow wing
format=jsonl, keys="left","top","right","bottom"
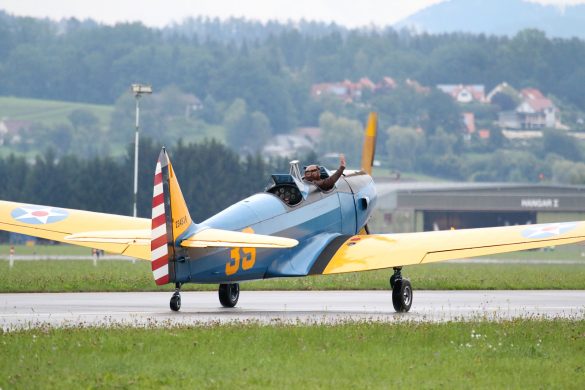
{"left": 311, "top": 222, "right": 585, "bottom": 275}
{"left": 0, "top": 200, "right": 151, "bottom": 260}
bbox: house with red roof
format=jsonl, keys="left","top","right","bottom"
{"left": 516, "top": 88, "right": 558, "bottom": 129}
{"left": 377, "top": 77, "right": 397, "bottom": 91}
{"left": 311, "top": 77, "right": 402, "bottom": 102}
{"left": 0, "top": 119, "right": 33, "bottom": 145}
{"left": 436, "top": 84, "right": 486, "bottom": 103}
{"left": 497, "top": 87, "right": 559, "bottom": 130}
{"left": 406, "top": 79, "right": 430, "bottom": 94}
{"left": 311, "top": 81, "right": 353, "bottom": 102}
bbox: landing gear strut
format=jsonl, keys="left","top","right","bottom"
{"left": 170, "top": 282, "right": 182, "bottom": 312}
{"left": 218, "top": 283, "right": 240, "bottom": 308}
{"left": 390, "top": 267, "right": 412, "bottom": 312}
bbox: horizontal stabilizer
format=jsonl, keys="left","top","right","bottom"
{"left": 65, "top": 230, "right": 150, "bottom": 245}
{"left": 181, "top": 228, "right": 298, "bottom": 248}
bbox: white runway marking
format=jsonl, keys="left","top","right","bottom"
{"left": 1, "top": 291, "right": 584, "bottom": 330}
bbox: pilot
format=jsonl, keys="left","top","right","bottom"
{"left": 304, "top": 154, "right": 346, "bottom": 191}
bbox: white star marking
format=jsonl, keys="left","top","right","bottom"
{"left": 14, "top": 206, "right": 68, "bottom": 224}
{"left": 525, "top": 225, "right": 560, "bottom": 238}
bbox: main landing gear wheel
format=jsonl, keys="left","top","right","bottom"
{"left": 390, "top": 267, "right": 412, "bottom": 313}
{"left": 170, "top": 283, "right": 182, "bottom": 312}
{"left": 218, "top": 283, "right": 240, "bottom": 308}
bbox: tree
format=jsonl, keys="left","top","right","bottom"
{"left": 423, "top": 89, "right": 462, "bottom": 136}
{"left": 318, "top": 112, "right": 362, "bottom": 165}
{"left": 68, "top": 109, "right": 100, "bottom": 130}
{"left": 386, "top": 126, "right": 423, "bottom": 171}
{"left": 542, "top": 130, "right": 582, "bottom": 162}
{"left": 200, "top": 94, "right": 222, "bottom": 124}
{"left": 427, "top": 127, "right": 458, "bottom": 156}
{"left": 551, "top": 160, "right": 585, "bottom": 185}
{"left": 490, "top": 92, "right": 518, "bottom": 111}
{"left": 224, "top": 99, "right": 272, "bottom": 153}
{"left": 224, "top": 98, "right": 251, "bottom": 151}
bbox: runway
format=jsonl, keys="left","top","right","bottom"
{"left": 1, "top": 290, "right": 584, "bottom": 330}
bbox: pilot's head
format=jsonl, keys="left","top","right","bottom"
{"left": 304, "top": 165, "right": 320, "bottom": 181}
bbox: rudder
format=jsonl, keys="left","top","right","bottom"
{"left": 150, "top": 148, "right": 194, "bottom": 285}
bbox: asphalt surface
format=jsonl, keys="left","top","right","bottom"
{"left": 1, "top": 290, "right": 584, "bottom": 330}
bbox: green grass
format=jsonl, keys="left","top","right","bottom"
{"left": 165, "top": 117, "right": 226, "bottom": 144}
{"left": 371, "top": 167, "right": 447, "bottom": 182}
{"left": 489, "top": 244, "right": 585, "bottom": 260}
{"left": 1, "top": 259, "right": 585, "bottom": 292}
{"left": 0, "top": 243, "right": 89, "bottom": 256}
{"left": 1, "top": 320, "right": 584, "bottom": 389}
{"left": 0, "top": 96, "right": 113, "bottom": 127}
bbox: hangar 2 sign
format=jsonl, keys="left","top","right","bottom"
{"left": 520, "top": 198, "right": 559, "bottom": 209}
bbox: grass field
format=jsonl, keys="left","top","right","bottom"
{"left": 0, "top": 96, "right": 113, "bottom": 127}
{"left": 0, "top": 320, "right": 583, "bottom": 388}
{"left": 2, "top": 258, "right": 585, "bottom": 292}
{"left": 1, "top": 243, "right": 585, "bottom": 292}
{"left": 0, "top": 243, "right": 90, "bottom": 256}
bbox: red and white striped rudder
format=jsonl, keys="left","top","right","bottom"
{"left": 151, "top": 158, "right": 170, "bottom": 285}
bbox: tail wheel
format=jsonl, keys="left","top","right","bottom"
{"left": 218, "top": 283, "right": 240, "bottom": 308}
{"left": 392, "top": 278, "right": 412, "bottom": 312}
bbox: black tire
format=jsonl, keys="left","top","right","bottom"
{"left": 389, "top": 274, "right": 397, "bottom": 289}
{"left": 392, "top": 278, "right": 413, "bottom": 312}
{"left": 170, "top": 293, "right": 181, "bottom": 312}
{"left": 218, "top": 283, "right": 240, "bottom": 308}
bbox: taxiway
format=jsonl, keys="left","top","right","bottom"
{"left": 1, "top": 290, "right": 584, "bottom": 330}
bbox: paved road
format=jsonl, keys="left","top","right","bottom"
{"left": 1, "top": 290, "right": 584, "bottom": 330}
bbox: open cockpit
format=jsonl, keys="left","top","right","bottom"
{"left": 265, "top": 160, "right": 332, "bottom": 206}
{"left": 266, "top": 174, "right": 303, "bottom": 206}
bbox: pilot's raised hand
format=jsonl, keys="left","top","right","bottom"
{"left": 339, "top": 154, "right": 346, "bottom": 168}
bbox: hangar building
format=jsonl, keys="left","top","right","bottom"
{"left": 369, "top": 182, "right": 585, "bottom": 233}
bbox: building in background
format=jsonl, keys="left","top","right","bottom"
{"left": 370, "top": 181, "right": 585, "bottom": 234}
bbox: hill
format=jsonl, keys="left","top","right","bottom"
{"left": 0, "top": 96, "right": 116, "bottom": 158}
{"left": 0, "top": 95, "right": 226, "bottom": 159}
{"left": 395, "top": 0, "right": 585, "bottom": 38}
{"left": 0, "top": 96, "right": 113, "bottom": 128}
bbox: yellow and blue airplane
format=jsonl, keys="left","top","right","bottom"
{"left": 2, "top": 113, "right": 585, "bottom": 312}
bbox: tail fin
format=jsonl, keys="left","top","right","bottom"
{"left": 360, "top": 112, "right": 378, "bottom": 175}
{"left": 150, "top": 148, "right": 194, "bottom": 285}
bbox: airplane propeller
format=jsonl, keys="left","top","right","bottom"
{"left": 359, "top": 112, "right": 378, "bottom": 235}
{"left": 360, "top": 112, "right": 378, "bottom": 176}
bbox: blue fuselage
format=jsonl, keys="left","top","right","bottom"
{"left": 172, "top": 173, "right": 376, "bottom": 284}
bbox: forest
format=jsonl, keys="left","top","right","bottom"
{"left": 1, "top": 12, "right": 585, "bottom": 218}
{"left": 0, "top": 139, "right": 291, "bottom": 221}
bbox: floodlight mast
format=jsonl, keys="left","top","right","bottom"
{"left": 131, "top": 83, "right": 152, "bottom": 218}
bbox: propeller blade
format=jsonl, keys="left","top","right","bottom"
{"left": 360, "top": 112, "right": 378, "bottom": 175}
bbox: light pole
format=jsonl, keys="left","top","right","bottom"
{"left": 131, "top": 83, "right": 152, "bottom": 218}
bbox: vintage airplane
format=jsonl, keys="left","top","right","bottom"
{"left": 2, "top": 112, "right": 585, "bottom": 312}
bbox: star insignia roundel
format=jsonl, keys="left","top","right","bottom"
{"left": 521, "top": 222, "right": 578, "bottom": 240}
{"left": 11, "top": 205, "right": 69, "bottom": 225}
